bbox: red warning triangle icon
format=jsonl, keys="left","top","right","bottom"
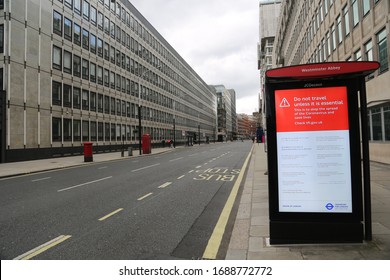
{"left": 279, "top": 98, "right": 290, "bottom": 108}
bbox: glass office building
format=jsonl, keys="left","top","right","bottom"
{"left": 0, "top": 0, "right": 217, "bottom": 162}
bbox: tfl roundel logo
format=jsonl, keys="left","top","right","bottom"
{"left": 325, "top": 203, "right": 334, "bottom": 210}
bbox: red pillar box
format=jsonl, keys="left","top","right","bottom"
{"left": 142, "top": 134, "right": 151, "bottom": 154}
{"left": 83, "top": 142, "right": 93, "bottom": 162}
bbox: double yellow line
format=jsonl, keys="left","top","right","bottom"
{"left": 202, "top": 146, "right": 253, "bottom": 259}
{"left": 14, "top": 235, "right": 72, "bottom": 260}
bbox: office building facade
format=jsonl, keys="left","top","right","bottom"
{"left": 272, "top": 0, "right": 389, "bottom": 164}
{"left": 0, "top": 0, "right": 217, "bottom": 162}
{"left": 258, "top": 0, "right": 281, "bottom": 130}
{"left": 211, "top": 85, "right": 237, "bottom": 142}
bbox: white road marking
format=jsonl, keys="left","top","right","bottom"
{"left": 169, "top": 157, "right": 183, "bottom": 162}
{"left": 137, "top": 192, "right": 153, "bottom": 201}
{"left": 57, "top": 176, "right": 112, "bottom": 192}
{"left": 158, "top": 182, "right": 172, "bottom": 189}
{"left": 177, "top": 175, "right": 185, "bottom": 180}
{"left": 131, "top": 163, "right": 160, "bottom": 172}
{"left": 31, "top": 177, "right": 51, "bottom": 182}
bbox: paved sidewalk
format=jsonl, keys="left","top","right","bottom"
{"left": 0, "top": 147, "right": 172, "bottom": 179}
{"left": 226, "top": 144, "right": 390, "bottom": 260}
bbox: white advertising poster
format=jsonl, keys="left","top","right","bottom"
{"left": 275, "top": 87, "right": 352, "bottom": 213}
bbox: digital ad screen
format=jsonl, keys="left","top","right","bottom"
{"left": 275, "top": 87, "right": 352, "bottom": 213}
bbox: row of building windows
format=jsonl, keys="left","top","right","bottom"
{"left": 55, "top": 0, "right": 214, "bottom": 106}
{"left": 52, "top": 8, "right": 213, "bottom": 124}
{"left": 52, "top": 117, "right": 181, "bottom": 143}
{"left": 293, "top": 0, "right": 388, "bottom": 74}
{"left": 52, "top": 81, "right": 174, "bottom": 123}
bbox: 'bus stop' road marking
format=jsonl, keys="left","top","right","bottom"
{"left": 13, "top": 235, "right": 72, "bottom": 260}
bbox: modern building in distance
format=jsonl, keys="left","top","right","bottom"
{"left": 258, "top": 0, "right": 282, "bottom": 129}
{"left": 272, "top": 0, "right": 389, "bottom": 164}
{"left": 0, "top": 0, "right": 217, "bottom": 162}
{"left": 211, "top": 85, "right": 237, "bottom": 142}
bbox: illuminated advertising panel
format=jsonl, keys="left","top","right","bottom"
{"left": 275, "top": 87, "right": 352, "bottom": 213}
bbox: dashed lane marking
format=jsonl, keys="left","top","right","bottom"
{"left": 31, "top": 177, "right": 51, "bottom": 182}
{"left": 137, "top": 192, "right": 153, "bottom": 201}
{"left": 98, "top": 208, "right": 124, "bottom": 221}
{"left": 158, "top": 182, "right": 172, "bottom": 189}
{"left": 57, "top": 176, "right": 113, "bottom": 192}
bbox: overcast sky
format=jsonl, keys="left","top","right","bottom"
{"left": 129, "top": 0, "right": 260, "bottom": 115}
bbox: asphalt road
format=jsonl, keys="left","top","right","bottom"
{"left": 0, "top": 141, "right": 253, "bottom": 260}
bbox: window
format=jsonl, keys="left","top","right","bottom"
{"left": 105, "top": 122, "right": 110, "bottom": 141}
{"left": 90, "top": 5, "right": 96, "bottom": 24}
{"left": 110, "top": 97, "right": 116, "bottom": 115}
{"left": 82, "top": 90, "right": 89, "bottom": 110}
{"left": 365, "top": 40, "right": 373, "bottom": 61}
{"left": 363, "top": 0, "right": 370, "bottom": 16}
{"left": 90, "top": 33, "right": 96, "bottom": 53}
{"left": 98, "top": 94, "right": 103, "bottom": 113}
{"left": 63, "top": 84, "right": 72, "bottom": 107}
{"left": 116, "top": 99, "right": 121, "bottom": 116}
{"left": 90, "top": 91, "right": 96, "bottom": 112}
{"left": 104, "top": 16, "right": 110, "bottom": 34}
{"left": 63, "top": 50, "right": 72, "bottom": 74}
{"left": 89, "top": 62, "right": 96, "bottom": 83}
{"left": 104, "top": 42, "right": 109, "bottom": 60}
{"left": 104, "top": 96, "right": 110, "bottom": 114}
{"left": 377, "top": 29, "right": 388, "bottom": 73}
{"left": 110, "top": 46, "right": 115, "bottom": 63}
{"left": 82, "top": 59, "right": 89, "bottom": 80}
{"left": 97, "top": 66, "right": 103, "bottom": 85}
{"left": 104, "top": 68, "right": 109, "bottom": 87}
{"left": 53, "top": 11, "right": 62, "bottom": 36}
{"left": 74, "top": 119, "right": 81, "bottom": 141}
{"left": 110, "top": 71, "right": 115, "bottom": 89}
{"left": 97, "top": 38, "right": 103, "bottom": 57}
{"left": 98, "top": 122, "right": 104, "bottom": 141}
{"left": 82, "top": 120, "right": 89, "bottom": 141}
{"left": 82, "top": 29, "right": 89, "bottom": 50}
{"left": 64, "top": 18, "right": 72, "bottom": 41}
{"left": 73, "top": 87, "right": 81, "bottom": 109}
{"left": 73, "top": 54, "right": 81, "bottom": 77}
{"left": 52, "top": 46, "right": 62, "bottom": 70}
{"left": 64, "top": 119, "right": 72, "bottom": 141}
{"left": 74, "top": 23, "right": 81, "bottom": 45}
{"left": 343, "top": 5, "right": 350, "bottom": 37}
{"left": 83, "top": 1, "right": 90, "bottom": 21}
{"left": 52, "top": 117, "right": 62, "bottom": 141}
{"left": 0, "top": 25, "right": 3, "bottom": 53}
{"left": 98, "top": 12, "right": 103, "bottom": 30}
{"left": 91, "top": 121, "right": 97, "bottom": 141}
{"left": 52, "top": 81, "right": 62, "bottom": 105}
{"left": 352, "top": 0, "right": 359, "bottom": 27}
{"left": 110, "top": 21, "right": 115, "bottom": 38}
{"left": 355, "top": 49, "right": 362, "bottom": 61}
{"left": 336, "top": 15, "right": 342, "bottom": 44}
{"left": 65, "top": 0, "right": 73, "bottom": 9}
{"left": 74, "top": 0, "right": 81, "bottom": 15}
